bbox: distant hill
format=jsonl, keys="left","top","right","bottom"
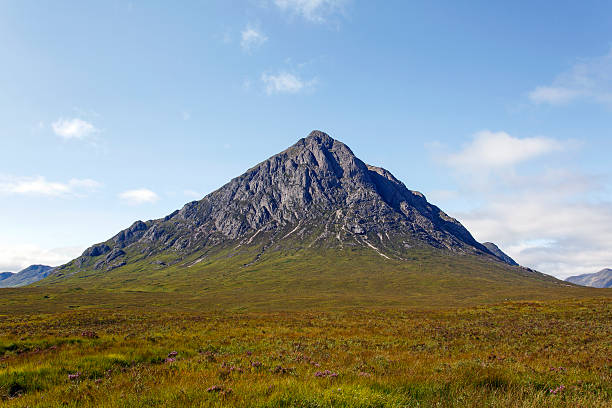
{"left": 35, "top": 130, "right": 572, "bottom": 308}
{"left": 0, "top": 272, "right": 14, "bottom": 281}
{"left": 482, "top": 242, "right": 518, "bottom": 266}
{"left": 0, "top": 265, "right": 54, "bottom": 288}
{"left": 566, "top": 269, "right": 612, "bottom": 288}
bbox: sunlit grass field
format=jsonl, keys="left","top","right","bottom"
{"left": 1, "top": 297, "right": 611, "bottom": 407}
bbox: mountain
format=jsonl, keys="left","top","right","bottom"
{"left": 0, "top": 272, "right": 13, "bottom": 281}
{"left": 0, "top": 265, "right": 54, "bottom": 288}
{"left": 482, "top": 242, "right": 518, "bottom": 266}
{"left": 38, "top": 130, "right": 566, "bottom": 306}
{"left": 566, "top": 268, "right": 612, "bottom": 288}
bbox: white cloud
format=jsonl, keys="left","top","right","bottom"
{"left": 434, "top": 134, "right": 612, "bottom": 279}
{"left": 241, "top": 25, "right": 268, "bottom": 52}
{"left": 0, "top": 244, "right": 83, "bottom": 272}
{"left": 51, "top": 118, "right": 98, "bottom": 140}
{"left": 261, "top": 72, "right": 316, "bottom": 94}
{"left": 528, "top": 48, "right": 612, "bottom": 106}
{"left": 274, "top": 0, "right": 347, "bottom": 23}
{"left": 458, "top": 192, "right": 612, "bottom": 279}
{"left": 0, "top": 175, "right": 100, "bottom": 197}
{"left": 444, "top": 131, "right": 564, "bottom": 171}
{"left": 119, "top": 188, "right": 159, "bottom": 205}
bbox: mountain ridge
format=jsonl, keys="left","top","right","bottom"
{"left": 566, "top": 268, "right": 612, "bottom": 288}
{"left": 0, "top": 265, "right": 54, "bottom": 288}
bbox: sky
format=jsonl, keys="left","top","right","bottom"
{"left": 1, "top": 1, "right": 611, "bottom": 279}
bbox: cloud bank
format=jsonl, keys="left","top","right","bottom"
{"left": 433, "top": 130, "right": 612, "bottom": 279}
{"left": 0, "top": 243, "right": 83, "bottom": 272}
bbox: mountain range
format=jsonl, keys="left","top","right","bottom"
{"left": 0, "top": 265, "right": 54, "bottom": 288}
{"left": 32, "top": 131, "right": 575, "bottom": 307}
{"left": 0, "top": 272, "right": 13, "bottom": 281}
{"left": 566, "top": 268, "right": 612, "bottom": 288}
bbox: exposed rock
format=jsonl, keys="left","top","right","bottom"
{"left": 482, "top": 242, "right": 518, "bottom": 266}
{"left": 105, "top": 249, "right": 126, "bottom": 263}
{"left": 106, "top": 261, "right": 126, "bottom": 271}
{"left": 53, "top": 130, "right": 493, "bottom": 274}
{"left": 83, "top": 244, "right": 111, "bottom": 257}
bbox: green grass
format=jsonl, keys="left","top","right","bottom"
{"left": 2, "top": 241, "right": 611, "bottom": 406}
{"left": 22, "top": 245, "right": 607, "bottom": 312}
{"left": 0, "top": 298, "right": 611, "bottom": 407}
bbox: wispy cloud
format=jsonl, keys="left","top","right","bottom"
{"left": 444, "top": 130, "right": 565, "bottom": 171}
{"left": 184, "top": 189, "right": 203, "bottom": 199}
{"left": 274, "top": 0, "right": 348, "bottom": 23}
{"left": 261, "top": 72, "right": 316, "bottom": 95}
{"left": 0, "top": 175, "right": 100, "bottom": 197}
{"left": 119, "top": 188, "right": 159, "bottom": 205}
{"left": 528, "top": 48, "right": 612, "bottom": 106}
{"left": 241, "top": 25, "right": 268, "bottom": 52}
{"left": 51, "top": 118, "right": 98, "bottom": 140}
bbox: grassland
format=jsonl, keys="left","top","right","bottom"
{"left": 3, "top": 246, "right": 612, "bottom": 406}
{"left": 1, "top": 296, "right": 611, "bottom": 407}
{"left": 30, "top": 246, "right": 604, "bottom": 311}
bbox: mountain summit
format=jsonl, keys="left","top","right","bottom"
{"left": 54, "top": 130, "right": 492, "bottom": 274}
{"left": 44, "top": 131, "right": 559, "bottom": 303}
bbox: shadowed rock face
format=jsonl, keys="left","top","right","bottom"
{"left": 566, "top": 268, "right": 612, "bottom": 288}
{"left": 57, "top": 130, "right": 496, "bottom": 272}
{"left": 482, "top": 242, "right": 518, "bottom": 266}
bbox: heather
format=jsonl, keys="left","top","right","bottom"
{"left": 1, "top": 298, "right": 610, "bottom": 407}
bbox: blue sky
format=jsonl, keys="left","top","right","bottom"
{"left": 1, "top": 0, "right": 611, "bottom": 278}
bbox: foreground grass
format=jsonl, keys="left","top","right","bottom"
{"left": 0, "top": 298, "right": 611, "bottom": 407}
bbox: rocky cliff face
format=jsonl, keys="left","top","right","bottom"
{"left": 54, "top": 131, "right": 501, "bottom": 275}
{"left": 566, "top": 268, "right": 612, "bottom": 288}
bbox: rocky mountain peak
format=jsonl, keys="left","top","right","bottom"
{"left": 57, "top": 130, "right": 501, "bottom": 274}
